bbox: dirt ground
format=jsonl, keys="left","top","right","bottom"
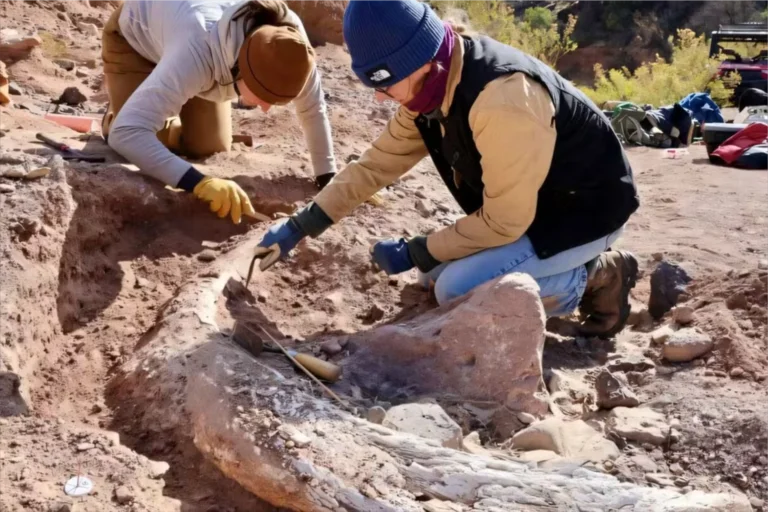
{"left": 1, "top": 1, "right": 766, "bottom": 511}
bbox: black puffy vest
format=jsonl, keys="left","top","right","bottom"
{"left": 415, "top": 36, "right": 639, "bottom": 259}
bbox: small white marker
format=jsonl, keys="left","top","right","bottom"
{"left": 64, "top": 475, "right": 94, "bottom": 497}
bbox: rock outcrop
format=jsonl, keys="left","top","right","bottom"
{"left": 342, "top": 273, "right": 550, "bottom": 417}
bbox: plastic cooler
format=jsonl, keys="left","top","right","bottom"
{"left": 702, "top": 123, "right": 747, "bottom": 156}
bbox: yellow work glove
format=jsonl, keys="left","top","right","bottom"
{"left": 193, "top": 177, "right": 257, "bottom": 225}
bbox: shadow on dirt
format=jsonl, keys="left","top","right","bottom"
{"left": 56, "top": 167, "right": 250, "bottom": 333}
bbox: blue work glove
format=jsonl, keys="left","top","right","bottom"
{"left": 259, "top": 218, "right": 306, "bottom": 257}
{"left": 371, "top": 238, "right": 415, "bottom": 275}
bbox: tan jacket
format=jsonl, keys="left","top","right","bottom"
{"left": 314, "top": 35, "right": 556, "bottom": 264}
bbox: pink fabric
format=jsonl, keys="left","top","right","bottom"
{"left": 712, "top": 122, "right": 768, "bottom": 164}
{"left": 406, "top": 23, "right": 455, "bottom": 114}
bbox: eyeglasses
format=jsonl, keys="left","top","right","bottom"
{"left": 374, "top": 86, "right": 394, "bottom": 99}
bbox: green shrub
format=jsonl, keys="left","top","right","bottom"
{"left": 437, "top": 2, "right": 578, "bottom": 69}
{"left": 523, "top": 7, "right": 554, "bottom": 30}
{"left": 580, "top": 29, "right": 735, "bottom": 107}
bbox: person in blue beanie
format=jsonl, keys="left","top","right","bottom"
{"left": 259, "top": 0, "right": 641, "bottom": 337}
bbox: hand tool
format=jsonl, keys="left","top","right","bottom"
{"left": 245, "top": 243, "right": 281, "bottom": 288}
{"left": 35, "top": 133, "right": 105, "bottom": 162}
{"left": 232, "top": 322, "right": 342, "bottom": 384}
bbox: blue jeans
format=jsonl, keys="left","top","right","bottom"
{"left": 422, "top": 228, "right": 624, "bottom": 316}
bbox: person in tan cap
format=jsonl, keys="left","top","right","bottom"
{"left": 101, "top": 0, "right": 338, "bottom": 224}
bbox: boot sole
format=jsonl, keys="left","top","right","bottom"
{"left": 598, "top": 250, "right": 639, "bottom": 339}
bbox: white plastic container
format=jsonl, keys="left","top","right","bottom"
{"left": 663, "top": 148, "right": 690, "bottom": 159}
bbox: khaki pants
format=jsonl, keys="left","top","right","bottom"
{"left": 101, "top": 4, "right": 232, "bottom": 157}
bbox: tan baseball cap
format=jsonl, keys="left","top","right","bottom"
{"left": 237, "top": 25, "right": 315, "bottom": 105}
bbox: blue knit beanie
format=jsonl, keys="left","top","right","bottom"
{"left": 343, "top": 0, "right": 445, "bottom": 88}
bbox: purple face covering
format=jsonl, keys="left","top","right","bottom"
{"left": 405, "top": 23, "right": 455, "bottom": 114}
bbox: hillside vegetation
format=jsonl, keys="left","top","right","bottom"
{"left": 436, "top": 1, "right": 766, "bottom": 107}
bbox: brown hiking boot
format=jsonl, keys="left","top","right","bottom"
{"left": 578, "top": 250, "right": 639, "bottom": 338}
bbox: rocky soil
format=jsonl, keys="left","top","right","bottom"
{"left": 1, "top": 1, "right": 766, "bottom": 511}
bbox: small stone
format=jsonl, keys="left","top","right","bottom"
{"left": 75, "top": 67, "right": 90, "bottom": 78}
{"left": 57, "top": 86, "right": 87, "bottom": 105}
{"left": 674, "top": 477, "right": 689, "bottom": 487}
{"left": 650, "top": 325, "right": 675, "bottom": 345}
{"left": 607, "top": 407, "right": 670, "bottom": 446}
{"left": 257, "top": 291, "right": 269, "bottom": 303}
{"left": 733, "top": 472, "right": 749, "bottom": 489}
{"left": 23, "top": 167, "right": 50, "bottom": 180}
{"left": 148, "top": 460, "right": 170, "bottom": 479}
{"left": 669, "top": 463, "right": 684, "bottom": 475}
{"left": 631, "top": 454, "right": 658, "bottom": 472}
{"left": 383, "top": 403, "right": 463, "bottom": 449}
{"left": 517, "top": 412, "right": 536, "bottom": 424}
{"left": 134, "top": 277, "right": 151, "bottom": 289}
{"left": 114, "top": 486, "right": 134, "bottom": 504}
{"left": 662, "top": 328, "right": 713, "bottom": 362}
{"left": 77, "top": 22, "right": 100, "bottom": 37}
{"left": 54, "top": 59, "right": 76, "bottom": 71}
{"left": 197, "top": 249, "right": 217, "bottom": 262}
{"left": 646, "top": 473, "right": 676, "bottom": 487}
{"left": 415, "top": 199, "right": 432, "bottom": 218}
{"left": 320, "top": 339, "right": 343, "bottom": 356}
{"left": 596, "top": 370, "right": 640, "bottom": 409}
{"left": 672, "top": 306, "right": 694, "bottom": 325}
{"left": 285, "top": 440, "right": 295, "bottom": 449}
{"left": 759, "top": 260, "right": 768, "bottom": 271}
{"left": 652, "top": 252, "right": 664, "bottom": 261}
{"left": 277, "top": 425, "right": 311, "bottom": 448}
{"left": 8, "top": 82, "right": 23, "bottom": 95}
{"left": 0, "top": 183, "right": 16, "bottom": 193}
{"left": 726, "top": 292, "right": 749, "bottom": 310}
{"left": 90, "top": 403, "right": 102, "bottom": 414}
{"left": 48, "top": 502, "right": 72, "bottom": 512}
{"left": 750, "top": 497, "right": 765, "bottom": 509}
{"left": 731, "top": 366, "right": 745, "bottom": 379}
{"left": 511, "top": 417, "right": 619, "bottom": 463}
{"left": 1, "top": 167, "right": 25, "bottom": 179}
{"left": 76, "top": 442, "right": 95, "bottom": 452}
{"left": 366, "top": 406, "right": 386, "bottom": 424}
{"left": 362, "top": 304, "right": 385, "bottom": 324}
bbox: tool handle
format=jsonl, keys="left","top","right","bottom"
{"left": 36, "top": 133, "right": 69, "bottom": 151}
{"left": 291, "top": 352, "right": 342, "bottom": 383}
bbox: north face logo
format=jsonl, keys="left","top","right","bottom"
{"left": 366, "top": 65, "right": 393, "bottom": 84}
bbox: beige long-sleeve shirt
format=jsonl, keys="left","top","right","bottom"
{"left": 314, "top": 35, "right": 556, "bottom": 264}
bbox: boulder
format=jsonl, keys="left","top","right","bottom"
{"left": 342, "top": 273, "right": 549, "bottom": 417}
{"left": 662, "top": 328, "right": 713, "bottom": 362}
{"left": 383, "top": 403, "right": 463, "bottom": 449}
{"left": 649, "top": 262, "right": 691, "bottom": 319}
{"left": 0, "top": 29, "right": 41, "bottom": 64}
{"left": 607, "top": 407, "right": 670, "bottom": 446}
{"left": 511, "top": 417, "right": 620, "bottom": 463}
{"left": 595, "top": 370, "right": 640, "bottom": 409}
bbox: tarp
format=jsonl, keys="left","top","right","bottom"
{"left": 711, "top": 122, "right": 768, "bottom": 167}
{"left": 678, "top": 92, "right": 724, "bottom": 125}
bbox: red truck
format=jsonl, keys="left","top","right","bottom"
{"left": 709, "top": 23, "right": 767, "bottom": 104}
